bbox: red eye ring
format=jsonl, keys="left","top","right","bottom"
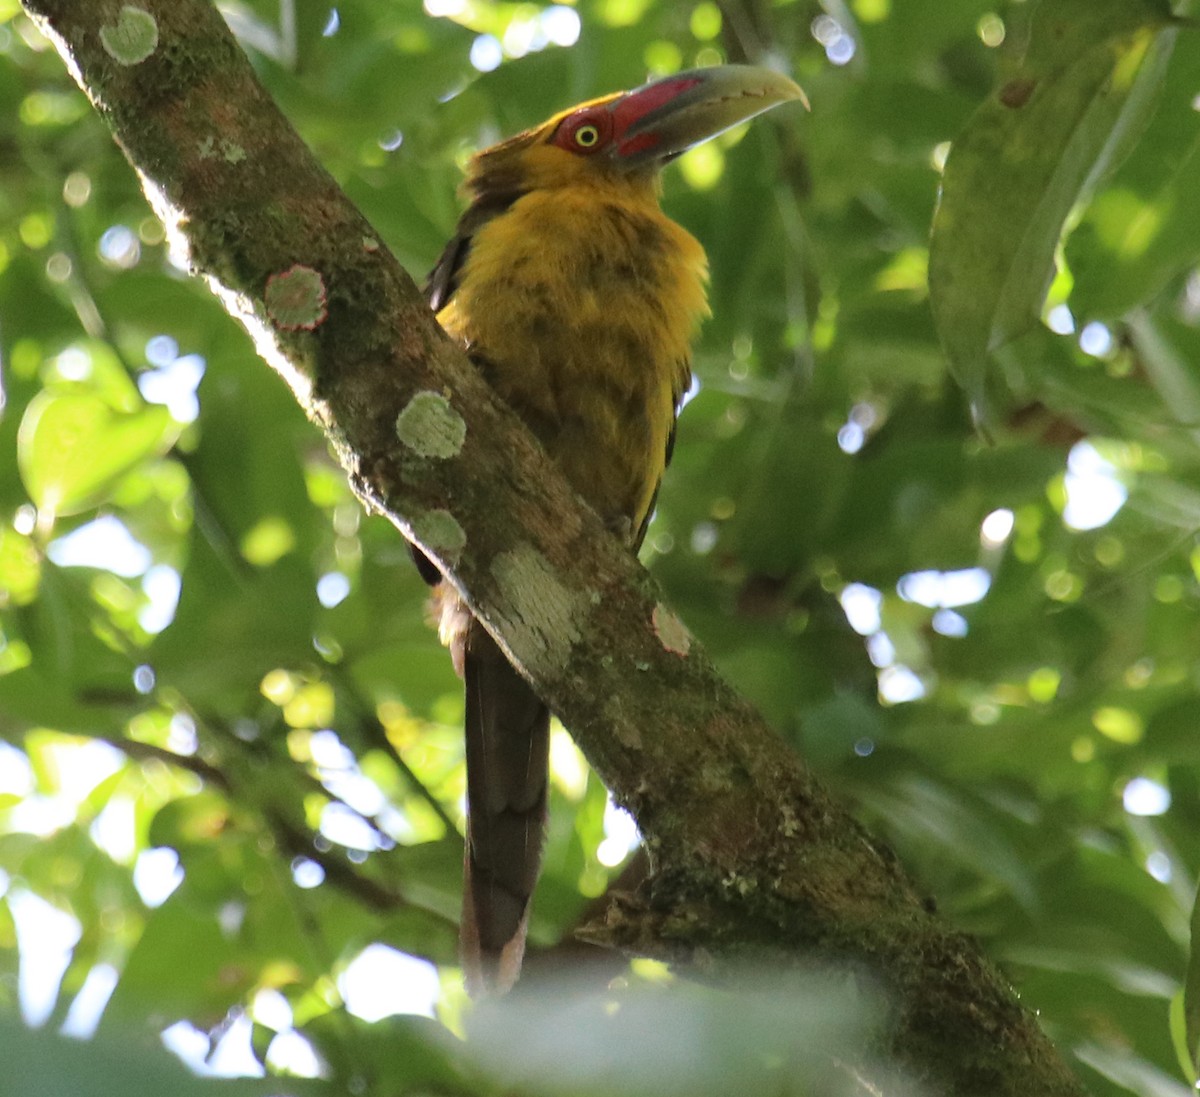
{"left": 553, "top": 108, "right": 613, "bottom": 155}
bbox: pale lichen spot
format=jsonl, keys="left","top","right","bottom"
{"left": 411, "top": 508, "right": 466, "bottom": 565}
{"left": 362, "top": 236, "right": 381, "bottom": 252}
{"left": 395, "top": 391, "right": 466, "bottom": 459}
{"left": 198, "top": 136, "right": 246, "bottom": 163}
{"left": 652, "top": 602, "right": 691, "bottom": 657}
{"left": 265, "top": 264, "right": 327, "bottom": 331}
{"left": 490, "top": 545, "right": 586, "bottom": 676}
{"left": 100, "top": 5, "right": 158, "bottom": 65}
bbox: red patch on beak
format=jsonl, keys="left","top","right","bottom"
{"left": 611, "top": 75, "right": 704, "bottom": 154}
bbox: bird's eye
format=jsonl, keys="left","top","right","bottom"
{"left": 574, "top": 124, "right": 601, "bottom": 148}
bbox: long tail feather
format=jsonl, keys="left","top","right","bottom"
{"left": 459, "top": 619, "right": 550, "bottom": 995}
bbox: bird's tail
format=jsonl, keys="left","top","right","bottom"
{"left": 455, "top": 614, "right": 550, "bottom": 995}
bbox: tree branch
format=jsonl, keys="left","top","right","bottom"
{"left": 22, "top": 2, "right": 1086, "bottom": 1093}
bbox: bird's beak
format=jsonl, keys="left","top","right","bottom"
{"left": 609, "top": 64, "right": 807, "bottom": 168}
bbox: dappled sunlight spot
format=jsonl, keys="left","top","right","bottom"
{"left": 976, "top": 13, "right": 1005, "bottom": 47}
{"left": 1092, "top": 705, "right": 1143, "bottom": 744}
{"left": 837, "top": 403, "right": 877, "bottom": 454}
{"left": 457, "top": 3, "right": 580, "bottom": 66}
{"left": 163, "top": 1014, "right": 265, "bottom": 1078}
{"left": 339, "top": 943, "right": 440, "bottom": 1021}
{"left": 839, "top": 582, "right": 882, "bottom": 636}
{"left": 599, "top": 0, "right": 653, "bottom": 28}
{"left": 678, "top": 141, "right": 723, "bottom": 191}
{"left": 98, "top": 224, "right": 140, "bottom": 269}
{"left": 283, "top": 681, "right": 335, "bottom": 729}
{"left": 62, "top": 170, "right": 91, "bottom": 207}
{"left": 1045, "top": 303, "right": 1075, "bottom": 335}
{"left": 690, "top": 520, "right": 717, "bottom": 554}
{"left": 866, "top": 632, "right": 894, "bottom": 668}
{"left": 550, "top": 727, "right": 588, "bottom": 800}
{"left": 878, "top": 665, "right": 925, "bottom": 704}
{"left": 1079, "top": 320, "right": 1113, "bottom": 358}
{"left": 45, "top": 252, "right": 72, "bottom": 284}
{"left": 931, "top": 609, "right": 968, "bottom": 637}
{"left": 9, "top": 888, "right": 81, "bottom": 1026}
{"left": 133, "top": 846, "right": 184, "bottom": 907}
{"left": 1071, "top": 736, "right": 1095, "bottom": 762}
{"left": 316, "top": 570, "right": 351, "bottom": 607}
{"left": 970, "top": 700, "right": 1001, "bottom": 726}
{"left": 541, "top": 5, "right": 581, "bottom": 45}
{"left": 61, "top": 962, "right": 119, "bottom": 1038}
{"left": 874, "top": 248, "right": 928, "bottom": 294}
{"left": 1123, "top": 777, "right": 1169, "bottom": 817}
{"left": 897, "top": 567, "right": 990, "bottom": 609}
{"left": 90, "top": 794, "right": 136, "bottom": 863}
{"left": 54, "top": 345, "right": 92, "bottom": 381}
{"left": 1063, "top": 441, "right": 1127, "bottom": 531}
{"left": 1027, "top": 666, "right": 1061, "bottom": 703}
{"left": 2, "top": 738, "right": 126, "bottom": 838}
{"left": 470, "top": 34, "right": 502, "bottom": 71}
{"left": 644, "top": 39, "right": 683, "bottom": 75}
{"left": 980, "top": 507, "right": 1014, "bottom": 547}
{"left": 138, "top": 351, "right": 204, "bottom": 423}
{"left": 0, "top": 742, "right": 33, "bottom": 797}
{"left": 133, "top": 663, "right": 155, "bottom": 694}
{"left": 262, "top": 667, "right": 297, "bottom": 706}
{"left": 1145, "top": 850, "right": 1171, "bottom": 883}
{"left": 266, "top": 1029, "right": 325, "bottom": 1078}
{"left": 811, "top": 15, "right": 855, "bottom": 65}
{"left": 240, "top": 514, "right": 297, "bottom": 566}
{"left": 48, "top": 514, "right": 151, "bottom": 577}
{"left": 140, "top": 563, "right": 181, "bottom": 633}
{"left": 252, "top": 987, "right": 293, "bottom": 1031}
{"left": 320, "top": 801, "right": 388, "bottom": 852}
{"left": 597, "top": 795, "right": 640, "bottom": 867}
{"left": 291, "top": 856, "right": 325, "bottom": 889}
{"left": 690, "top": 2, "right": 721, "bottom": 40}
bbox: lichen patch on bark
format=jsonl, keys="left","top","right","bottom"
{"left": 490, "top": 544, "right": 587, "bottom": 676}
{"left": 411, "top": 508, "right": 466, "bottom": 564}
{"left": 395, "top": 390, "right": 466, "bottom": 459}
{"left": 99, "top": 6, "right": 158, "bottom": 65}
{"left": 264, "top": 264, "right": 327, "bottom": 330}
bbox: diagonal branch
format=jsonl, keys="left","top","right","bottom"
{"left": 21, "top": 1, "right": 1086, "bottom": 1093}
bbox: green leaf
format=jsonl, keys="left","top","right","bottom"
{"left": 1066, "top": 31, "right": 1200, "bottom": 318}
{"left": 1185, "top": 881, "right": 1200, "bottom": 1081}
{"left": 1170, "top": 990, "right": 1196, "bottom": 1085}
{"left": 929, "top": 0, "right": 1175, "bottom": 414}
{"left": 16, "top": 391, "right": 177, "bottom": 518}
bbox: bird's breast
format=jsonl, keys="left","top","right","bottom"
{"left": 440, "top": 188, "right": 709, "bottom": 532}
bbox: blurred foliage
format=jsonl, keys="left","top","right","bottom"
{"left": 4, "top": 0, "right": 1200, "bottom": 1092}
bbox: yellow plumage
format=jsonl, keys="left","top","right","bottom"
{"left": 417, "top": 65, "right": 804, "bottom": 994}
{"left": 437, "top": 167, "right": 708, "bottom": 534}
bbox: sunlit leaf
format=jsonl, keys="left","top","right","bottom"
{"left": 17, "top": 391, "right": 177, "bottom": 518}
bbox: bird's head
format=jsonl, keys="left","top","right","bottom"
{"left": 466, "top": 64, "right": 806, "bottom": 198}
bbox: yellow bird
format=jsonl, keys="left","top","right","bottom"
{"left": 419, "top": 64, "right": 805, "bottom": 994}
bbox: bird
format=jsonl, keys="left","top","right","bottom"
{"left": 418, "top": 64, "right": 806, "bottom": 995}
